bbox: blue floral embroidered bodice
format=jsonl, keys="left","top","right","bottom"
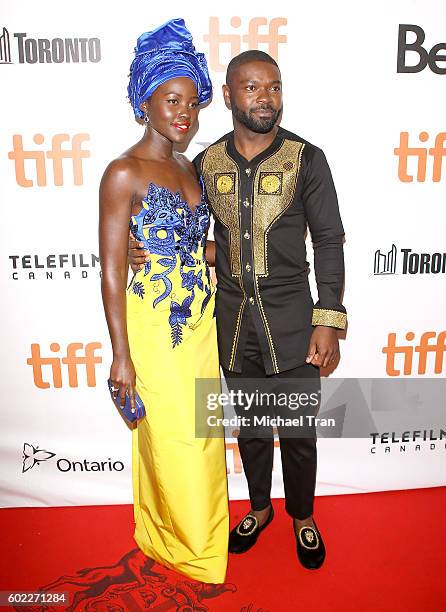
{"left": 127, "top": 178, "right": 213, "bottom": 348}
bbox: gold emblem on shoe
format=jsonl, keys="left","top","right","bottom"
{"left": 298, "top": 526, "right": 320, "bottom": 550}
{"left": 216, "top": 174, "right": 234, "bottom": 194}
{"left": 236, "top": 514, "right": 258, "bottom": 537}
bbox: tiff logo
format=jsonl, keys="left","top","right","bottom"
{"left": 382, "top": 332, "right": 446, "bottom": 376}
{"left": 374, "top": 244, "right": 397, "bottom": 275}
{"left": 394, "top": 132, "right": 446, "bottom": 182}
{"left": 204, "top": 17, "right": 287, "bottom": 72}
{"left": 8, "top": 133, "right": 90, "bottom": 187}
{"left": 0, "top": 27, "right": 11, "bottom": 63}
{"left": 27, "top": 342, "right": 102, "bottom": 388}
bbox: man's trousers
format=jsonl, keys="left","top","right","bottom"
{"left": 222, "top": 316, "right": 320, "bottom": 519}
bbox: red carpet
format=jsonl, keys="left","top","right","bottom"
{"left": 1, "top": 488, "right": 445, "bottom": 611}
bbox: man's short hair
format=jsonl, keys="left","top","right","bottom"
{"left": 226, "top": 50, "right": 279, "bottom": 84}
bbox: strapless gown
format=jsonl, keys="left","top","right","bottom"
{"left": 126, "top": 179, "right": 228, "bottom": 583}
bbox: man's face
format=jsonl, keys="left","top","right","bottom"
{"left": 224, "top": 61, "right": 282, "bottom": 134}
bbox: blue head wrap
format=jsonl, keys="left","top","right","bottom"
{"left": 128, "top": 18, "right": 212, "bottom": 119}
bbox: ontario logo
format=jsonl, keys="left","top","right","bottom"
{"left": 22, "top": 443, "right": 125, "bottom": 473}
{"left": 22, "top": 442, "right": 55, "bottom": 472}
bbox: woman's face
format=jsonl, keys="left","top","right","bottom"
{"left": 141, "top": 77, "right": 200, "bottom": 144}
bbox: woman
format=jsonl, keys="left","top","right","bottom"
{"left": 99, "top": 19, "right": 228, "bottom": 583}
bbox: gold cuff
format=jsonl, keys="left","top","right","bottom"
{"left": 312, "top": 308, "right": 347, "bottom": 330}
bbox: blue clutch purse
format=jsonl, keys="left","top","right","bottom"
{"left": 107, "top": 379, "right": 146, "bottom": 422}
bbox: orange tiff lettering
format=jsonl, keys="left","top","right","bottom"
{"left": 394, "top": 132, "right": 446, "bottom": 182}
{"left": 27, "top": 342, "right": 102, "bottom": 388}
{"left": 382, "top": 331, "right": 446, "bottom": 376}
{"left": 8, "top": 133, "right": 90, "bottom": 187}
{"left": 204, "top": 17, "right": 287, "bottom": 72}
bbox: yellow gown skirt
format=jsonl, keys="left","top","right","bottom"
{"left": 126, "top": 251, "right": 228, "bottom": 584}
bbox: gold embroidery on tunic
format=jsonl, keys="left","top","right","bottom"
{"left": 312, "top": 308, "right": 347, "bottom": 330}
{"left": 254, "top": 275, "right": 279, "bottom": 373}
{"left": 228, "top": 270, "right": 247, "bottom": 370}
{"left": 201, "top": 142, "right": 241, "bottom": 276}
{"left": 249, "top": 200, "right": 279, "bottom": 373}
{"left": 215, "top": 173, "right": 235, "bottom": 194}
{"left": 259, "top": 173, "right": 282, "bottom": 194}
{"left": 253, "top": 140, "right": 305, "bottom": 277}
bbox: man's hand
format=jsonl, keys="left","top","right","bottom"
{"left": 306, "top": 326, "right": 339, "bottom": 367}
{"left": 128, "top": 231, "right": 150, "bottom": 273}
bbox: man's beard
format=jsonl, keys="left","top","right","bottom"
{"left": 232, "top": 102, "right": 282, "bottom": 134}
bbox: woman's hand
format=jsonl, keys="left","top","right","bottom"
{"left": 109, "top": 356, "right": 136, "bottom": 411}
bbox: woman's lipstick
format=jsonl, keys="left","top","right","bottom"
{"left": 172, "top": 122, "right": 190, "bottom": 133}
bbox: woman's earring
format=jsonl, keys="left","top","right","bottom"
{"left": 144, "top": 113, "right": 149, "bottom": 124}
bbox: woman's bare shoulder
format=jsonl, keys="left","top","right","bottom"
{"left": 100, "top": 150, "right": 148, "bottom": 200}
{"left": 102, "top": 152, "right": 141, "bottom": 181}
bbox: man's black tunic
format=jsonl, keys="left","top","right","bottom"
{"left": 194, "top": 126, "right": 346, "bottom": 375}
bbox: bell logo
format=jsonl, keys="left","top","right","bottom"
{"left": 204, "top": 17, "right": 287, "bottom": 72}
{"left": 27, "top": 342, "right": 102, "bottom": 388}
{"left": 397, "top": 25, "right": 446, "bottom": 75}
{"left": 394, "top": 132, "right": 446, "bottom": 182}
{"left": 382, "top": 332, "right": 446, "bottom": 376}
{"left": 7, "top": 133, "right": 90, "bottom": 187}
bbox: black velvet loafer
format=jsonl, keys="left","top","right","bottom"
{"left": 229, "top": 506, "right": 274, "bottom": 554}
{"left": 295, "top": 519, "right": 326, "bottom": 569}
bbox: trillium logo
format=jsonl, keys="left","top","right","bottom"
{"left": 22, "top": 442, "right": 56, "bottom": 473}
{"left": 21, "top": 442, "right": 126, "bottom": 473}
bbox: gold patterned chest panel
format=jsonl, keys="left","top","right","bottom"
{"left": 201, "top": 141, "right": 241, "bottom": 276}
{"left": 253, "top": 140, "right": 305, "bottom": 276}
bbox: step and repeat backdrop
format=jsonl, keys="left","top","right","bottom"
{"left": 1, "top": 0, "right": 445, "bottom": 507}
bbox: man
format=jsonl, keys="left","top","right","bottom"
{"left": 129, "top": 50, "right": 346, "bottom": 569}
